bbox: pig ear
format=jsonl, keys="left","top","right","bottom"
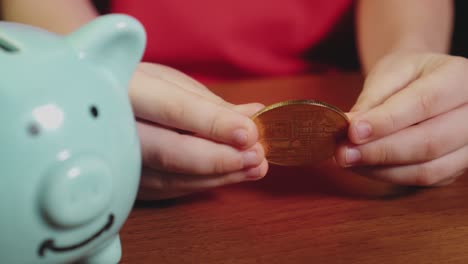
{"left": 65, "top": 14, "right": 146, "bottom": 89}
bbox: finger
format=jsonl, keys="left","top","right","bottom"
{"left": 351, "top": 53, "right": 426, "bottom": 112}
{"left": 131, "top": 73, "right": 259, "bottom": 148}
{"left": 345, "top": 112, "right": 359, "bottom": 120}
{"left": 233, "top": 103, "right": 265, "bottom": 117}
{"left": 136, "top": 63, "right": 250, "bottom": 111}
{"left": 136, "top": 63, "right": 265, "bottom": 116}
{"left": 349, "top": 56, "right": 468, "bottom": 144}
{"left": 137, "top": 159, "right": 269, "bottom": 200}
{"left": 337, "top": 103, "right": 468, "bottom": 166}
{"left": 193, "top": 103, "right": 265, "bottom": 142}
{"left": 348, "top": 144, "right": 468, "bottom": 186}
{"left": 137, "top": 121, "right": 265, "bottom": 175}
{"left": 432, "top": 171, "right": 463, "bottom": 187}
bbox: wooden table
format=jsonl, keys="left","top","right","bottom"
{"left": 120, "top": 73, "right": 468, "bottom": 264}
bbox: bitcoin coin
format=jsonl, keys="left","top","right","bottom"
{"left": 252, "top": 100, "right": 349, "bottom": 166}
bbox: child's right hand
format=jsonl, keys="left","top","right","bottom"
{"left": 130, "top": 63, "right": 269, "bottom": 200}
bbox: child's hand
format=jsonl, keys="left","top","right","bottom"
{"left": 131, "top": 63, "right": 268, "bottom": 200}
{"left": 336, "top": 52, "right": 468, "bottom": 186}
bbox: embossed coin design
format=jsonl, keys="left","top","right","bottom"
{"left": 252, "top": 100, "right": 349, "bottom": 166}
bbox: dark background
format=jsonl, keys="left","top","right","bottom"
{"left": 452, "top": 0, "right": 468, "bottom": 58}
{"left": 306, "top": 0, "right": 468, "bottom": 71}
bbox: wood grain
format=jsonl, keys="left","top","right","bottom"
{"left": 120, "top": 73, "right": 468, "bottom": 264}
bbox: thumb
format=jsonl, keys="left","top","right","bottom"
{"left": 233, "top": 103, "right": 265, "bottom": 117}
{"left": 351, "top": 53, "right": 427, "bottom": 113}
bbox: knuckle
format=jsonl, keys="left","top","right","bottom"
{"left": 382, "top": 142, "right": 395, "bottom": 164}
{"left": 212, "top": 155, "right": 229, "bottom": 175}
{"left": 417, "top": 92, "right": 435, "bottom": 117}
{"left": 421, "top": 135, "right": 441, "bottom": 161}
{"left": 140, "top": 167, "right": 173, "bottom": 192}
{"left": 159, "top": 100, "right": 187, "bottom": 124}
{"left": 157, "top": 139, "right": 192, "bottom": 172}
{"left": 208, "top": 113, "right": 223, "bottom": 139}
{"left": 233, "top": 155, "right": 245, "bottom": 171}
{"left": 384, "top": 111, "right": 398, "bottom": 132}
{"left": 244, "top": 119, "right": 257, "bottom": 141}
{"left": 373, "top": 143, "right": 392, "bottom": 164}
{"left": 142, "top": 149, "right": 165, "bottom": 170}
{"left": 211, "top": 150, "right": 244, "bottom": 175}
{"left": 157, "top": 151, "right": 179, "bottom": 172}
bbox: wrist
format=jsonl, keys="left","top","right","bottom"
{"left": 389, "top": 36, "right": 437, "bottom": 55}
{"left": 361, "top": 37, "right": 443, "bottom": 74}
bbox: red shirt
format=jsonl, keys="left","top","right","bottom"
{"left": 111, "top": 0, "right": 352, "bottom": 82}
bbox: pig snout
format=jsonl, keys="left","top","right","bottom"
{"left": 40, "top": 155, "right": 113, "bottom": 228}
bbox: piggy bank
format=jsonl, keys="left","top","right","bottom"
{"left": 0, "top": 14, "right": 145, "bottom": 263}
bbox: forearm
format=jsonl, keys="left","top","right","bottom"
{"left": 0, "top": 0, "right": 98, "bottom": 34}
{"left": 357, "top": 0, "right": 453, "bottom": 73}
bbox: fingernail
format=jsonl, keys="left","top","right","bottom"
{"left": 243, "top": 150, "right": 259, "bottom": 167}
{"left": 354, "top": 121, "right": 372, "bottom": 141}
{"left": 233, "top": 129, "right": 248, "bottom": 146}
{"left": 345, "top": 147, "right": 361, "bottom": 165}
{"left": 245, "top": 166, "right": 262, "bottom": 180}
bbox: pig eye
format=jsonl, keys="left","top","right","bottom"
{"left": 89, "top": 105, "right": 99, "bottom": 119}
{"left": 27, "top": 122, "right": 41, "bottom": 137}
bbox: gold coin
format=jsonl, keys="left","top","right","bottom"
{"left": 252, "top": 100, "right": 349, "bottom": 166}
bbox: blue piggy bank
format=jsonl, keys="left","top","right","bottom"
{"left": 0, "top": 15, "right": 145, "bottom": 263}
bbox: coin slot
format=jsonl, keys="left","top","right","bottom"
{"left": 0, "top": 37, "right": 19, "bottom": 53}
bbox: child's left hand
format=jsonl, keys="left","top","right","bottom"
{"left": 335, "top": 52, "right": 468, "bottom": 186}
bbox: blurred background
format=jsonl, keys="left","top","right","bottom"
{"left": 92, "top": 0, "right": 468, "bottom": 73}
